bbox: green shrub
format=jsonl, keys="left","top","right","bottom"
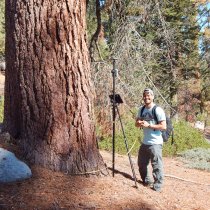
{"left": 98, "top": 115, "right": 143, "bottom": 155}
{"left": 177, "top": 148, "right": 210, "bottom": 171}
{"left": 163, "top": 120, "right": 210, "bottom": 156}
{"left": 98, "top": 116, "right": 210, "bottom": 157}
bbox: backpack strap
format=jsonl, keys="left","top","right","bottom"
{"left": 140, "top": 105, "right": 145, "bottom": 118}
{"left": 171, "top": 128, "right": 174, "bottom": 145}
{"left": 152, "top": 105, "right": 158, "bottom": 123}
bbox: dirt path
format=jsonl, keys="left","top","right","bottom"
{"left": 0, "top": 145, "right": 210, "bottom": 210}
{"left": 100, "top": 150, "right": 210, "bottom": 210}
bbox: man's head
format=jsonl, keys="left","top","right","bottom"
{"left": 143, "top": 88, "right": 154, "bottom": 106}
{"left": 143, "top": 88, "right": 154, "bottom": 96}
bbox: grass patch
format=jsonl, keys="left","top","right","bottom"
{"left": 177, "top": 148, "right": 210, "bottom": 171}
{"left": 98, "top": 118, "right": 143, "bottom": 156}
{"left": 163, "top": 120, "right": 210, "bottom": 156}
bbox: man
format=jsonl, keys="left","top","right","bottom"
{"left": 135, "top": 88, "right": 166, "bottom": 192}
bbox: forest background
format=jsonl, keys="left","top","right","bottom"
{"left": 0, "top": 0, "right": 210, "bottom": 167}
{"left": 86, "top": 0, "right": 210, "bottom": 161}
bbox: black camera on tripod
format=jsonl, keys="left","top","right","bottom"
{"left": 109, "top": 58, "right": 137, "bottom": 188}
{"left": 109, "top": 94, "right": 123, "bottom": 104}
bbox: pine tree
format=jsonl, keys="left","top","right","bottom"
{"left": 4, "top": 0, "right": 105, "bottom": 174}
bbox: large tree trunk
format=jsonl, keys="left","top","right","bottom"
{"left": 4, "top": 0, "right": 105, "bottom": 174}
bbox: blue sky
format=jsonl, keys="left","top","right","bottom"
{"left": 198, "top": 2, "right": 210, "bottom": 32}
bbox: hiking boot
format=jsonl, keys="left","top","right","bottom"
{"left": 151, "top": 185, "right": 161, "bottom": 192}
{"left": 143, "top": 181, "right": 153, "bottom": 187}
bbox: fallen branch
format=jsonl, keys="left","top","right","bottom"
{"left": 165, "top": 174, "right": 210, "bottom": 186}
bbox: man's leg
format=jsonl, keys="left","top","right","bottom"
{"left": 150, "top": 144, "right": 163, "bottom": 191}
{"left": 138, "top": 144, "right": 152, "bottom": 185}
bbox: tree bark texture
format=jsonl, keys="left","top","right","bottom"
{"left": 5, "top": 0, "right": 105, "bottom": 174}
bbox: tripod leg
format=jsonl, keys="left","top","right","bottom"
{"left": 116, "top": 106, "right": 138, "bottom": 188}
{"left": 112, "top": 103, "right": 116, "bottom": 177}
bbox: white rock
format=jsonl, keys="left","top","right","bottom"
{"left": 0, "top": 148, "right": 32, "bottom": 183}
{"left": 194, "top": 121, "right": 205, "bottom": 130}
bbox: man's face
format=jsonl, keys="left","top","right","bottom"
{"left": 143, "top": 92, "right": 154, "bottom": 105}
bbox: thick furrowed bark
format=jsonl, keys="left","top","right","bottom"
{"left": 5, "top": 0, "right": 105, "bottom": 174}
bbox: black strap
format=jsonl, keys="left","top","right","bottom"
{"left": 140, "top": 105, "right": 145, "bottom": 118}
{"left": 152, "top": 105, "right": 158, "bottom": 123}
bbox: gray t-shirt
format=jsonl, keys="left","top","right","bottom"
{"left": 137, "top": 104, "right": 166, "bottom": 145}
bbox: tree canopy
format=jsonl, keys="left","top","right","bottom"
{"left": 86, "top": 0, "right": 210, "bottom": 127}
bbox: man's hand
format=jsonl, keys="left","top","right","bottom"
{"left": 136, "top": 120, "right": 166, "bottom": 130}
{"left": 136, "top": 119, "right": 150, "bottom": 128}
{"left": 135, "top": 119, "right": 144, "bottom": 128}
{"left": 135, "top": 119, "right": 150, "bottom": 128}
{"left": 141, "top": 120, "right": 150, "bottom": 128}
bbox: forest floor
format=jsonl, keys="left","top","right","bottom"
{"left": 0, "top": 134, "right": 210, "bottom": 210}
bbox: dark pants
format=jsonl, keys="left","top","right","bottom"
{"left": 138, "top": 144, "right": 163, "bottom": 190}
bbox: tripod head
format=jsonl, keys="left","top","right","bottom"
{"left": 109, "top": 94, "right": 123, "bottom": 104}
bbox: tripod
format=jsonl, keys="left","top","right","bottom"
{"left": 110, "top": 59, "right": 138, "bottom": 188}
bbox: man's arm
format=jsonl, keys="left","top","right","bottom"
{"left": 141, "top": 120, "right": 166, "bottom": 130}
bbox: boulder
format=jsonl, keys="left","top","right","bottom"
{"left": 0, "top": 148, "right": 32, "bottom": 183}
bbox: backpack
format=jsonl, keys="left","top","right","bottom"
{"left": 140, "top": 105, "right": 174, "bottom": 143}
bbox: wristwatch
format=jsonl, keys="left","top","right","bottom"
{"left": 148, "top": 124, "right": 151, "bottom": 128}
